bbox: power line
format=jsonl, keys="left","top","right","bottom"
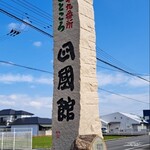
{"left": 8, "top": 0, "right": 53, "bottom": 24}
{"left": 99, "top": 88, "right": 149, "bottom": 104}
{"left": 97, "top": 57, "right": 150, "bottom": 83}
{"left": 0, "top": 8, "right": 53, "bottom": 38}
{"left": 1, "top": 4, "right": 149, "bottom": 83}
{"left": 1, "top": 0, "right": 52, "bottom": 22}
{"left": 0, "top": 60, "right": 53, "bottom": 74}
{"left": 0, "top": 2, "right": 21, "bottom": 18}
{"left": 0, "top": 1, "right": 52, "bottom": 29}
{"left": 0, "top": 1, "right": 52, "bottom": 30}
{"left": 97, "top": 65, "right": 149, "bottom": 76}
{"left": 97, "top": 65, "right": 121, "bottom": 72}
{"left": 97, "top": 47, "right": 149, "bottom": 76}
{"left": 11, "top": 0, "right": 53, "bottom": 21}
{"left": 96, "top": 47, "right": 137, "bottom": 73}
{"left": 18, "top": 0, "right": 53, "bottom": 21}
{"left": 0, "top": 59, "right": 149, "bottom": 105}
{"left": 0, "top": 8, "right": 148, "bottom": 81}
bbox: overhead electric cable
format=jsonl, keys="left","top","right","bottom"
{"left": 23, "top": 0, "right": 53, "bottom": 20}
{"left": 97, "top": 47, "right": 141, "bottom": 74}
{"left": 99, "top": 88, "right": 149, "bottom": 104}
{"left": 0, "top": 8, "right": 53, "bottom": 38}
{"left": 97, "top": 57, "right": 150, "bottom": 83}
{"left": 97, "top": 65, "right": 149, "bottom": 76}
{"left": 97, "top": 65, "right": 123, "bottom": 73}
{"left": 0, "top": 60, "right": 148, "bottom": 105}
{"left": 0, "top": 1, "right": 52, "bottom": 29}
{"left": 0, "top": 60, "right": 53, "bottom": 74}
{"left": 11, "top": 0, "right": 52, "bottom": 21}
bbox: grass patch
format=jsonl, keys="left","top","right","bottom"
{"left": 32, "top": 136, "right": 52, "bottom": 149}
{"left": 104, "top": 135, "right": 130, "bottom": 141}
{"left": 32, "top": 135, "right": 130, "bottom": 148}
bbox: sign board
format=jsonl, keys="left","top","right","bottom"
{"left": 91, "top": 136, "right": 107, "bottom": 150}
{"left": 52, "top": 0, "right": 102, "bottom": 149}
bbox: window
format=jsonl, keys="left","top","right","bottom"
{"left": 0, "top": 118, "right": 3, "bottom": 123}
{"left": 145, "top": 116, "right": 149, "bottom": 120}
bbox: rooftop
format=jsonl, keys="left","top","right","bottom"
{"left": 0, "top": 109, "right": 34, "bottom": 116}
{"left": 11, "top": 117, "right": 52, "bottom": 125}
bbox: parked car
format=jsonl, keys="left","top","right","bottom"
{"left": 101, "top": 128, "right": 108, "bottom": 133}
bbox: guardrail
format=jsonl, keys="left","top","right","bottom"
{"left": 0, "top": 128, "right": 32, "bottom": 150}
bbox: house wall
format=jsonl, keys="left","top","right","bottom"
{"left": 0, "top": 115, "right": 14, "bottom": 124}
{"left": 16, "top": 115, "right": 33, "bottom": 119}
{"left": 109, "top": 123, "right": 120, "bottom": 133}
{"left": 133, "top": 124, "right": 147, "bottom": 132}
{"left": 101, "top": 121, "right": 108, "bottom": 129}
{"left": 38, "top": 129, "right": 52, "bottom": 136}
{"left": 101, "top": 112, "right": 145, "bottom": 133}
{"left": 0, "top": 115, "right": 32, "bottom": 124}
{"left": 143, "top": 110, "right": 150, "bottom": 128}
{"left": 11, "top": 124, "right": 39, "bottom": 136}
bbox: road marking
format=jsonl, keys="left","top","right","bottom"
{"left": 124, "top": 141, "right": 141, "bottom": 147}
{"left": 125, "top": 144, "right": 150, "bottom": 150}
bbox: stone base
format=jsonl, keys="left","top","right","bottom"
{"left": 70, "top": 135, "right": 107, "bottom": 150}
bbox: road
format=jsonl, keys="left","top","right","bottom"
{"left": 105, "top": 135, "right": 150, "bottom": 150}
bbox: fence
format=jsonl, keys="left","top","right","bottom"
{"left": 0, "top": 128, "right": 32, "bottom": 150}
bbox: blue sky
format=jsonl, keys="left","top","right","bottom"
{"left": 0, "top": 0, "right": 149, "bottom": 118}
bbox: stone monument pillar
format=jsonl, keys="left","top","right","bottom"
{"left": 52, "top": 0, "right": 103, "bottom": 149}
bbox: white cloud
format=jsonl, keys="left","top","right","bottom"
{"left": 0, "top": 94, "right": 52, "bottom": 117}
{"left": 99, "top": 92, "right": 149, "bottom": 116}
{"left": 36, "top": 77, "right": 53, "bottom": 85}
{"left": 33, "top": 41, "right": 42, "bottom": 47}
{"left": 0, "top": 91, "right": 148, "bottom": 118}
{"left": 27, "top": 97, "right": 52, "bottom": 110}
{"left": 0, "top": 74, "right": 33, "bottom": 84}
{"left": 8, "top": 21, "right": 29, "bottom": 32}
{"left": 8, "top": 23, "right": 20, "bottom": 30}
{"left": 97, "top": 71, "right": 149, "bottom": 116}
{"left": 97, "top": 72, "right": 149, "bottom": 88}
{"left": 128, "top": 76, "right": 149, "bottom": 87}
{"left": 99, "top": 91, "right": 148, "bottom": 104}
{"left": 97, "top": 72, "right": 128, "bottom": 86}
{"left": 0, "top": 74, "right": 53, "bottom": 85}
{"left": 0, "top": 101, "right": 15, "bottom": 106}
{"left": 29, "top": 101, "right": 42, "bottom": 109}
{"left": 19, "top": 19, "right": 30, "bottom": 30}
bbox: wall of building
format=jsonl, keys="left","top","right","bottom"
{"left": 39, "top": 129, "right": 52, "bottom": 136}
{"left": 0, "top": 115, "right": 13, "bottom": 122}
{"left": 15, "top": 115, "right": 32, "bottom": 119}
{"left": 11, "top": 124, "right": 39, "bottom": 136}
{"left": 143, "top": 110, "right": 150, "bottom": 124}
{"left": 101, "top": 112, "right": 146, "bottom": 133}
{"left": 0, "top": 114, "right": 32, "bottom": 124}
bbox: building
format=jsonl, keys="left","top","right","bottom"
{"left": 143, "top": 110, "right": 150, "bottom": 130}
{"left": 0, "top": 109, "right": 33, "bottom": 129}
{"left": 11, "top": 117, "right": 52, "bottom": 136}
{"left": 101, "top": 112, "right": 148, "bottom": 134}
{"left": 0, "top": 109, "right": 52, "bottom": 136}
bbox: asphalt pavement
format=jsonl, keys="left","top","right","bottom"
{"left": 106, "top": 135, "right": 150, "bottom": 150}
